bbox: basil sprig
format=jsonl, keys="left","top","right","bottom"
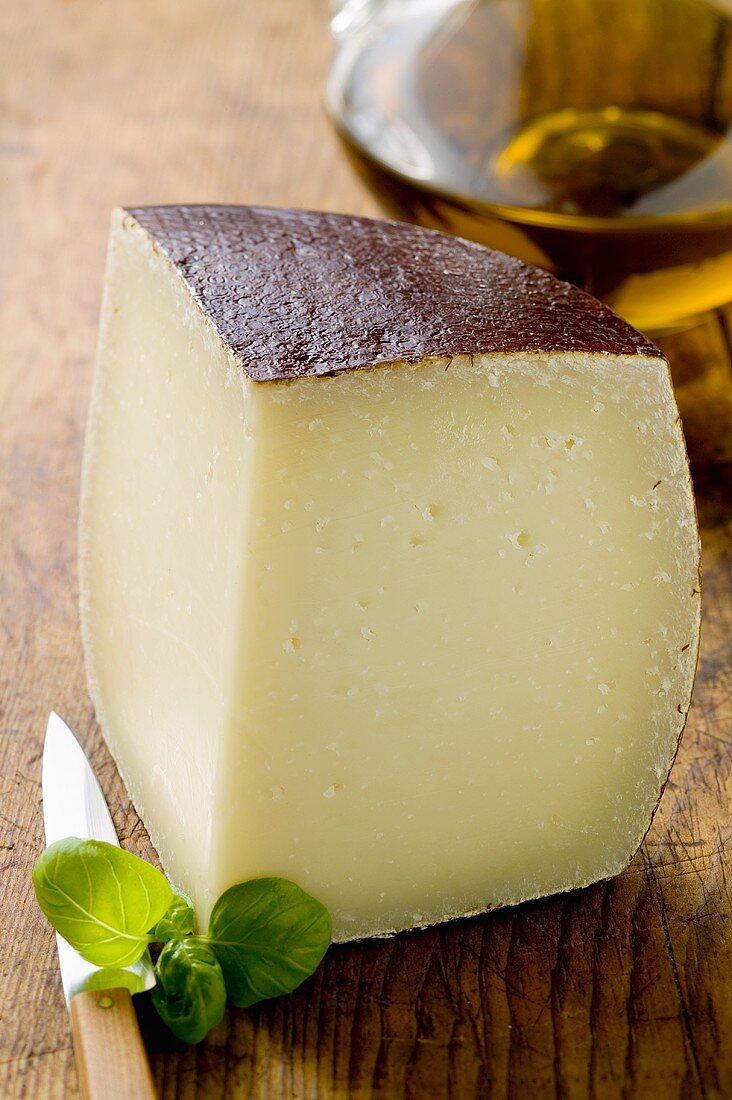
{"left": 33, "top": 838, "right": 332, "bottom": 1043}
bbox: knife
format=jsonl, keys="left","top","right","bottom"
{"left": 41, "top": 712, "right": 158, "bottom": 1100}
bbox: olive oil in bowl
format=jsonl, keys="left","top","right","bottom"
{"left": 328, "top": 0, "right": 732, "bottom": 332}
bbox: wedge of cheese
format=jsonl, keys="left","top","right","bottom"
{"left": 80, "top": 206, "right": 700, "bottom": 941}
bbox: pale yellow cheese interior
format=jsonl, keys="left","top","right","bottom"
{"left": 80, "top": 214, "right": 700, "bottom": 941}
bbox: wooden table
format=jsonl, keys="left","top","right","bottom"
{"left": 2, "top": 2, "right": 731, "bottom": 1096}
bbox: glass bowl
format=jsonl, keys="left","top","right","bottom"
{"left": 328, "top": 0, "right": 732, "bottom": 333}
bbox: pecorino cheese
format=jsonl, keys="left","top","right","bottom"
{"left": 80, "top": 206, "right": 700, "bottom": 942}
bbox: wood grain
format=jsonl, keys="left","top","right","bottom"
{"left": 1, "top": 1, "right": 730, "bottom": 1097}
{"left": 70, "top": 988, "right": 157, "bottom": 1100}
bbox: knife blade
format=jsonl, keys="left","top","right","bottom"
{"left": 41, "top": 712, "right": 157, "bottom": 1100}
{"left": 41, "top": 711, "right": 156, "bottom": 1001}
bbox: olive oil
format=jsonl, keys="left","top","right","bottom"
{"left": 328, "top": 0, "right": 732, "bottom": 332}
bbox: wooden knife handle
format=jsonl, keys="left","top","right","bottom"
{"left": 70, "top": 988, "right": 157, "bottom": 1100}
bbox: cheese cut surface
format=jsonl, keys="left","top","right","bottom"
{"left": 80, "top": 207, "right": 700, "bottom": 941}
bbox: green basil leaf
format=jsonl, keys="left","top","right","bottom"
{"left": 205, "top": 878, "right": 331, "bottom": 1008}
{"left": 81, "top": 967, "right": 148, "bottom": 995}
{"left": 147, "top": 888, "right": 195, "bottom": 941}
{"left": 32, "top": 838, "right": 173, "bottom": 968}
{"left": 152, "top": 938, "right": 226, "bottom": 1044}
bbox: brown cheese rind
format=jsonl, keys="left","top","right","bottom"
{"left": 125, "top": 205, "right": 662, "bottom": 382}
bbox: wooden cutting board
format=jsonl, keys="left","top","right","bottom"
{"left": 2, "top": 2, "right": 731, "bottom": 1096}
